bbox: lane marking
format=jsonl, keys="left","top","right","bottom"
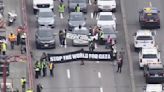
{"left": 100, "top": 87, "right": 103, "bottom": 92}
{"left": 89, "top": 0, "right": 92, "bottom": 5}
{"left": 67, "top": 69, "right": 71, "bottom": 79}
{"left": 96, "top": 61, "right": 99, "bottom": 63}
{"left": 91, "top": 12, "right": 93, "bottom": 19}
{"left": 98, "top": 72, "right": 101, "bottom": 78}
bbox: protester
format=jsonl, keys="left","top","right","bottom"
{"left": 41, "top": 59, "right": 47, "bottom": 77}
{"left": 49, "top": 62, "right": 54, "bottom": 77}
{"left": 35, "top": 61, "right": 41, "bottom": 78}
{"left": 41, "top": 52, "right": 47, "bottom": 61}
{"left": 21, "top": 77, "right": 26, "bottom": 92}
{"left": 75, "top": 4, "right": 80, "bottom": 12}
{"left": 93, "top": 0, "right": 98, "bottom": 17}
{"left": 105, "top": 35, "right": 112, "bottom": 49}
{"left": 80, "top": 48, "right": 85, "bottom": 65}
{"left": 36, "top": 83, "right": 43, "bottom": 92}
{"left": 89, "top": 39, "right": 96, "bottom": 52}
{"left": 59, "top": 30, "right": 65, "bottom": 47}
{"left": 1, "top": 42, "right": 6, "bottom": 55}
{"left": 117, "top": 57, "right": 123, "bottom": 73}
{"left": 8, "top": 33, "right": 16, "bottom": 49}
{"left": 58, "top": 2, "right": 65, "bottom": 18}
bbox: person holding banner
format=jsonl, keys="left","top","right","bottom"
{"left": 89, "top": 39, "right": 96, "bottom": 52}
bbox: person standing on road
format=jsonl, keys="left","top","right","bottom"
{"left": 41, "top": 60, "right": 47, "bottom": 77}
{"left": 59, "top": 30, "right": 65, "bottom": 47}
{"left": 116, "top": 57, "right": 123, "bottom": 73}
{"left": 75, "top": 4, "right": 80, "bottom": 12}
{"left": 21, "top": 77, "right": 26, "bottom": 92}
{"left": 8, "top": 33, "right": 16, "bottom": 49}
{"left": 58, "top": 2, "right": 65, "bottom": 18}
{"left": 80, "top": 48, "right": 85, "bottom": 65}
{"left": 41, "top": 52, "right": 47, "bottom": 61}
{"left": 49, "top": 62, "right": 54, "bottom": 77}
{"left": 1, "top": 42, "right": 6, "bottom": 55}
{"left": 35, "top": 61, "right": 41, "bottom": 78}
{"left": 36, "top": 83, "right": 43, "bottom": 92}
{"left": 93, "top": 0, "right": 98, "bottom": 17}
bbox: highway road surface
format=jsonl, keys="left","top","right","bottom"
{"left": 24, "top": 0, "right": 133, "bottom": 92}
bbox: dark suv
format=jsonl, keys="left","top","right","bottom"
{"left": 143, "top": 63, "right": 164, "bottom": 83}
{"left": 35, "top": 27, "right": 56, "bottom": 49}
{"left": 139, "top": 7, "right": 160, "bottom": 29}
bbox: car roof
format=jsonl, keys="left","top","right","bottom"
{"left": 147, "top": 63, "right": 163, "bottom": 69}
{"left": 143, "top": 7, "right": 159, "bottom": 14}
{"left": 99, "top": 12, "right": 113, "bottom": 15}
{"left": 136, "top": 30, "right": 152, "bottom": 36}
{"left": 70, "top": 12, "right": 83, "bottom": 15}
{"left": 38, "top": 8, "right": 52, "bottom": 12}
{"left": 38, "top": 27, "right": 52, "bottom": 31}
{"left": 142, "top": 47, "right": 158, "bottom": 54}
{"left": 146, "top": 84, "right": 163, "bottom": 92}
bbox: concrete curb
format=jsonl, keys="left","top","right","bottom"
{"left": 120, "top": 0, "right": 136, "bottom": 92}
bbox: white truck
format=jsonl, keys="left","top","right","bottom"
{"left": 143, "top": 84, "right": 164, "bottom": 92}
{"left": 33, "top": 0, "right": 54, "bottom": 14}
{"left": 139, "top": 47, "right": 161, "bottom": 69}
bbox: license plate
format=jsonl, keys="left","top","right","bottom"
{"left": 44, "top": 44, "right": 48, "bottom": 47}
{"left": 149, "top": 20, "right": 154, "bottom": 22}
{"left": 155, "top": 74, "right": 159, "bottom": 77}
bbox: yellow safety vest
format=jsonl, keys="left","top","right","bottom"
{"left": 26, "top": 89, "right": 33, "bottom": 92}
{"left": 75, "top": 6, "right": 80, "bottom": 12}
{"left": 49, "top": 63, "right": 53, "bottom": 70}
{"left": 1, "top": 43, "right": 6, "bottom": 51}
{"left": 21, "top": 78, "right": 26, "bottom": 86}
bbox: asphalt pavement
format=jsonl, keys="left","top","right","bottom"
{"left": 24, "top": 0, "right": 134, "bottom": 92}
{"left": 123, "top": 0, "right": 164, "bottom": 91}
{"left": 0, "top": 0, "right": 27, "bottom": 91}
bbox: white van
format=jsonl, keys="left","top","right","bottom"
{"left": 33, "top": 0, "right": 54, "bottom": 14}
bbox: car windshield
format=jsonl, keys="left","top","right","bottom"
{"left": 102, "top": 28, "right": 114, "bottom": 34}
{"left": 38, "top": 31, "right": 52, "bottom": 37}
{"left": 143, "top": 54, "right": 157, "bottom": 58}
{"left": 39, "top": 12, "right": 53, "bottom": 17}
{"left": 99, "top": 15, "right": 113, "bottom": 21}
{"left": 73, "top": 29, "right": 89, "bottom": 35}
{"left": 136, "top": 36, "right": 152, "bottom": 40}
{"left": 70, "top": 0, "right": 86, "bottom": 3}
{"left": 144, "top": 13, "right": 158, "bottom": 19}
{"left": 70, "top": 14, "right": 84, "bottom": 21}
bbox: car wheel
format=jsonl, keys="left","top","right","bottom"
{"left": 134, "top": 47, "right": 138, "bottom": 52}
{"left": 33, "top": 9, "right": 37, "bottom": 14}
{"left": 36, "top": 43, "right": 40, "bottom": 49}
{"left": 112, "top": 8, "right": 116, "bottom": 12}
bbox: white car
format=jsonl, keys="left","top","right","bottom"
{"left": 139, "top": 47, "right": 161, "bottom": 68}
{"left": 72, "top": 27, "right": 90, "bottom": 46}
{"left": 97, "top": 0, "right": 116, "bottom": 12}
{"left": 143, "top": 84, "right": 164, "bottom": 92}
{"left": 33, "top": 0, "right": 54, "bottom": 14}
{"left": 97, "top": 12, "right": 116, "bottom": 30}
{"left": 133, "top": 30, "right": 155, "bottom": 51}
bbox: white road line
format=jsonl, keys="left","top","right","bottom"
{"left": 89, "top": 0, "right": 92, "bottom": 5}
{"left": 91, "top": 12, "right": 93, "bottom": 19}
{"left": 98, "top": 72, "right": 101, "bottom": 78}
{"left": 67, "top": 69, "right": 71, "bottom": 79}
{"left": 96, "top": 61, "right": 99, "bottom": 63}
{"left": 100, "top": 87, "right": 103, "bottom": 92}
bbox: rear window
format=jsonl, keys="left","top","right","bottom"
{"left": 136, "top": 36, "right": 152, "bottom": 40}
{"left": 149, "top": 69, "right": 163, "bottom": 74}
{"left": 144, "top": 13, "right": 159, "bottom": 20}
{"left": 143, "top": 54, "right": 157, "bottom": 58}
{"left": 37, "top": 4, "right": 50, "bottom": 8}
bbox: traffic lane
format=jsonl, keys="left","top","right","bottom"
{"left": 123, "top": 0, "right": 164, "bottom": 91}
{"left": 3, "top": 0, "right": 27, "bottom": 90}
{"left": 36, "top": 64, "right": 69, "bottom": 92}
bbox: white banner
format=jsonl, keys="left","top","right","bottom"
{"left": 66, "top": 33, "right": 98, "bottom": 41}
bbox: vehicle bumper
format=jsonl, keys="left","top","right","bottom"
{"left": 72, "top": 41, "right": 89, "bottom": 46}
{"left": 146, "top": 77, "right": 164, "bottom": 83}
{"left": 140, "top": 22, "right": 160, "bottom": 28}
{"left": 37, "top": 42, "right": 56, "bottom": 49}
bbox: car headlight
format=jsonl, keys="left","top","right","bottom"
{"left": 49, "top": 40, "right": 55, "bottom": 43}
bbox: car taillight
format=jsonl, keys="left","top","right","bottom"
{"left": 140, "top": 59, "right": 142, "bottom": 63}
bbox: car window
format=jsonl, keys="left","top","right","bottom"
{"left": 70, "top": 14, "right": 84, "bottom": 21}
{"left": 149, "top": 68, "right": 163, "bottom": 73}
{"left": 136, "top": 36, "right": 153, "bottom": 40}
{"left": 144, "top": 13, "right": 158, "bottom": 19}
{"left": 73, "top": 29, "right": 89, "bottom": 35}
{"left": 143, "top": 54, "right": 157, "bottom": 58}
{"left": 38, "top": 31, "right": 53, "bottom": 37}
{"left": 70, "top": 0, "right": 86, "bottom": 3}
{"left": 102, "top": 28, "right": 114, "bottom": 34}
{"left": 39, "top": 12, "right": 53, "bottom": 17}
{"left": 99, "top": 15, "right": 113, "bottom": 20}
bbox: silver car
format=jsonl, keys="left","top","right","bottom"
{"left": 72, "top": 27, "right": 89, "bottom": 46}
{"left": 37, "top": 8, "right": 55, "bottom": 28}
{"left": 101, "top": 26, "right": 117, "bottom": 41}
{"left": 68, "top": 0, "right": 88, "bottom": 13}
{"left": 68, "top": 12, "right": 86, "bottom": 31}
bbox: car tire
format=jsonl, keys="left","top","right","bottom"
{"left": 134, "top": 47, "right": 138, "bottom": 52}
{"left": 36, "top": 43, "right": 40, "bottom": 49}
{"left": 112, "top": 8, "right": 116, "bottom": 12}
{"left": 33, "top": 9, "right": 37, "bottom": 14}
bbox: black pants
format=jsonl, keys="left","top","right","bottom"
{"left": 50, "top": 69, "right": 54, "bottom": 76}
{"left": 2, "top": 51, "right": 5, "bottom": 55}
{"left": 22, "top": 85, "right": 26, "bottom": 92}
{"left": 42, "top": 68, "right": 47, "bottom": 77}
{"left": 117, "top": 66, "right": 122, "bottom": 73}
{"left": 35, "top": 71, "right": 39, "bottom": 79}
{"left": 10, "top": 41, "right": 15, "bottom": 49}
